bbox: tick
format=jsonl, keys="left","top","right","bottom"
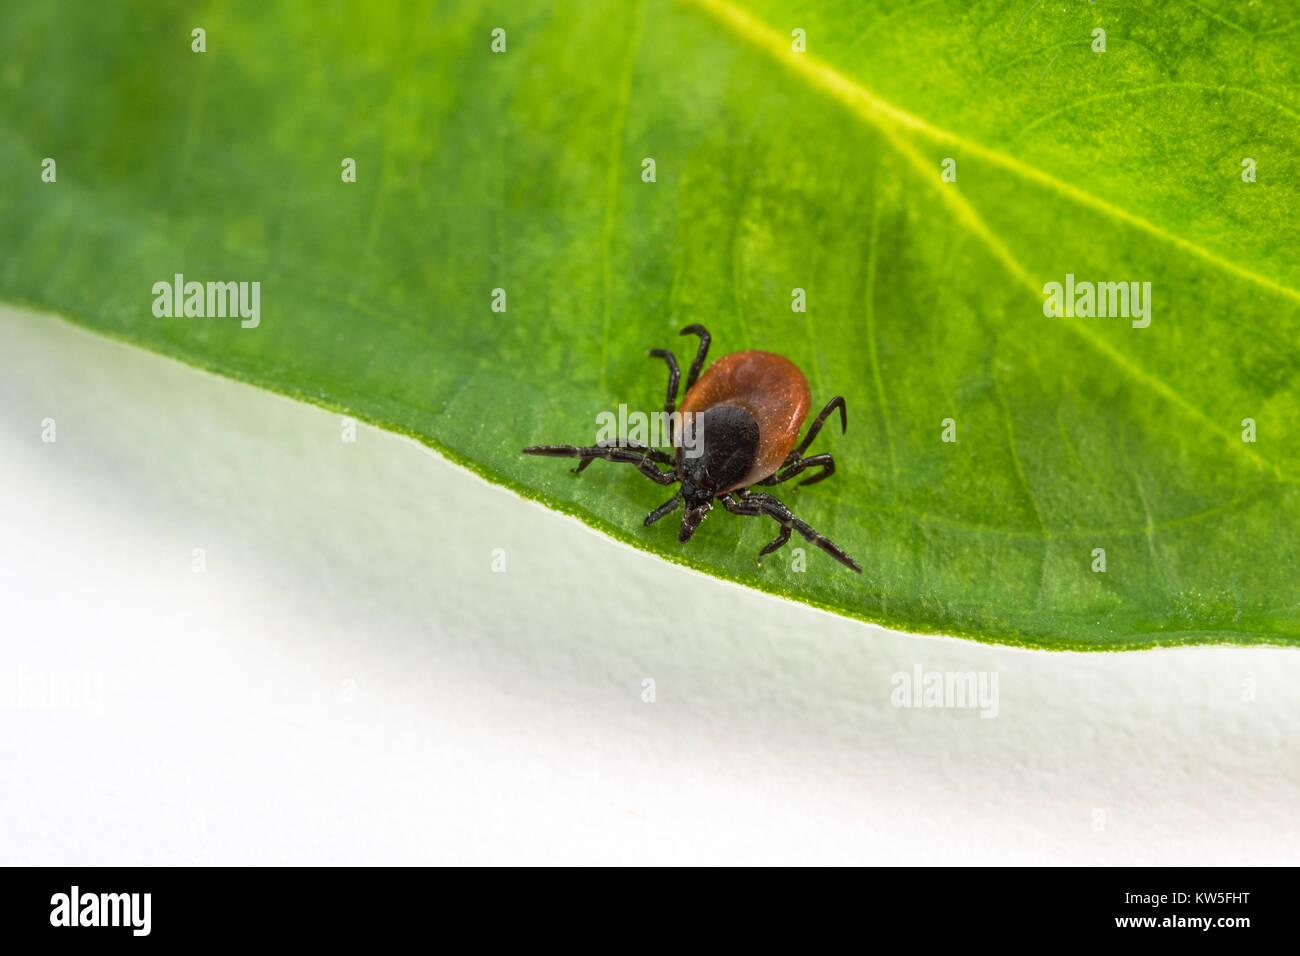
{"left": 523, "top": 325, "right": 861, "bottom": 572}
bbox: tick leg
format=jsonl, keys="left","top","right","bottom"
{"left": 522, "top": 444, "right": 678, "bottom": 485}
{"left": 647, "top": 348, "right": 681, "bottom": 446}
{"left": 644, "top": 492, "right": 681, "bottom": 525}
{"left": 758, "top": 526, "right": 792, "bottom": 561}
{"left": 721, "top": 491, "right": 861, "bottom": 573}
{"left": 679, "top": 324, "right": 711, "bottom": 392}
{"left": 719, "top": 492, "right": 789, "bottom": 565}
{"left": 572, "top": 439, "right": 673, "bottom": 474}
{"left": 756, "top": 453, "right": 836, "bottom": 488}
{"left": 793, "top": 396, "right": 847, "bottom": 458}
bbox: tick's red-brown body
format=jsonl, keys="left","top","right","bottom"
{"left": 522, "top": 325, "right": 860, "bottom": 572}
{"left": 679, "top": 351, "right": 811, "bottom": 492}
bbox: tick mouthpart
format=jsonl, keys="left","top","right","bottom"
{"left": 678, "top": 502, "right": 711, "bottom": 543}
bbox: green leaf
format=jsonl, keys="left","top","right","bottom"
{"left": 3, "top": 0, "right": 1298, "bottom": 649}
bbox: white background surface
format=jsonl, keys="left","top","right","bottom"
{"left": 2, "top": 304, "right": 1299, "bottom": 865}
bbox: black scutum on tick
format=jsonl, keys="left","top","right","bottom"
{"left": 677, "top": 405, "right": 759, "bottom": 538}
